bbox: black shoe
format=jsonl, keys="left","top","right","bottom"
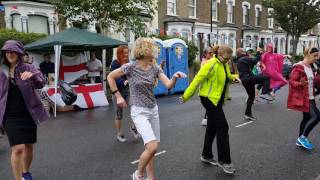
{"left": 244, "top": 115, "right": 257, "bottom": 121}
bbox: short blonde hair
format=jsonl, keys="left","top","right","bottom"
{"left": 133, "top": 37, "right": 155, "bottom": 60}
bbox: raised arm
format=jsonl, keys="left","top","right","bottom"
{"left": 158, "top": 71, "right": 187, "bottom": 89}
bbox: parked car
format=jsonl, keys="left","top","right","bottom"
{"left": 282, "top": 57, "right": 293, "bottom": 79}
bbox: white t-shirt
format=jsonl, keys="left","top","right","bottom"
{"left": 87, "top": 59, "right": 102, "bottom": 77}
{"left": 302, "top": 63, "right": 314, "bottom": 100}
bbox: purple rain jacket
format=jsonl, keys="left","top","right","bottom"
{"left": 0, "top": 40, "right": 49, "bottom": 126}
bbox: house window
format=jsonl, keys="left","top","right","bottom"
{"left": 221, "top": 34, "right": 226, "bottom": 45}
{"left": 11, "top": 13, "right": 22, "bottom": 32}
{"left": 227, "top": 1, "right": 233, "bottom": 23}
{"left": 255, "top": 7, "right": 261, "bottom": 26}
{"left": 243, "top": 5, "right": 249, "bottom": 25}
{"left": 212, "top": 0, "right": 218, "bottom": 20}
{"left": 188, "top": 0, "right": 196, "bottom": 18}
{"left": 253, "top": 35, "right": 258, "bottom": 49}
{"left": 228, "top": 34, "right": 234, "bottom": 49}
{"left": 170, "top": 28, "right": 178, "bottom": 36}
{"left": 28, "top": 15, "right": 49, "bottom": 34}
{"left": 245, "top": 35, "right": 251, "bottom": 48}
{"left": 181, "top": 29, "right": 190, "bottom": 41}
{"left": 167, "top": 0, "right": 176, "bottom": 15}
{"left": 268, "top": 8, "right": 274, "bottom": 29}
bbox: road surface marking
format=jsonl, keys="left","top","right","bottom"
{"left": 131, "top": 150, "right": 167, "bottom": 165}
{"left": 235, "top": 121, "right": 253, "bottom": 128}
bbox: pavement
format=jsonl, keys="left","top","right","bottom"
{"left": 1, "top": 84, "right": 320, "bottom": 180}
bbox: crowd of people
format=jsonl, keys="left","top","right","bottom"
{"left": 1, "top": 37, "right": 320, "bottom": 180}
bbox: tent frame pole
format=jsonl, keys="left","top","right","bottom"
{"left": 54, "top": 45, "right": 62, "bottom": 117}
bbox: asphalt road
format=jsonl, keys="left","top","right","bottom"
{"left": 1, "top": 84, "right": 320, "bottom": 180}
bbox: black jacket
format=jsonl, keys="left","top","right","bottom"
{"left": 236, "top": 52, "right": 261, "bottom": 80}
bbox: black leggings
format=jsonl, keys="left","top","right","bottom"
{"left": 299, "top": 100, "right": 320, "bottom": 137}
{"left": 200, "top": 97, "right": 231, "bottom": 164}
{"left": 242, "top": 75, "right": 270, "bottom": 116}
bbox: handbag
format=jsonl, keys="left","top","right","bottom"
{"left": 58, "top": 80, "right": 77, "bottom": 105}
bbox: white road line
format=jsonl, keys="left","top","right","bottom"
{"left": 131, "top": 150, "right": 167, "bottom": 165}
{"left": 235, "top": 121, "right": 253, "bottom": 128}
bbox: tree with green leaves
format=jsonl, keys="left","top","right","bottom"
{"left": 50, "top": 0, "right": 156, "bottom": 37}
{"left": 262, "top": 0, "right": 320, "bottom": 54}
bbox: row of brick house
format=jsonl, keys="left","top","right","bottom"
{"left": 1, "top": 0, "right": 319, "bottom": 57}
{"left": 158, "top": 0, "right": 320, "bottom": 56}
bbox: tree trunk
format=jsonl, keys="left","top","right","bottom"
{"left": 285, "top": 33, "right": 289, "bottom": 54}
{"left": 292, "top": 35, "right": 300, "bottom": 55}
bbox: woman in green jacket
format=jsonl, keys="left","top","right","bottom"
{"left": 181, "top": 46, "right": 240, "bottom": 175}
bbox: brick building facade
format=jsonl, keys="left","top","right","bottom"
{"left": 158, "top": 0, "right": 319, "bottom": 56}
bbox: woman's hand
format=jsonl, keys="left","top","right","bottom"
{"left": 124, "top": 80, "right": 129, "bottom": 86}
{"left": 116, "top": 95, "right": 127, "bottom": 108}
{"left": 20, "top": 71, "right": 33, "bottom": 80}
{"left": 173, "top": 72, "right": 187, "bottom": 79}
{"left": 235, "top": 77, "right": 242, "bottom": 84}
{"left": 179, "top": 96, "right": 186, "bottom": 104}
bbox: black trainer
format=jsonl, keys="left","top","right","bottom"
{"left": 244, "top": 115, "right": 257, "bottom": 121}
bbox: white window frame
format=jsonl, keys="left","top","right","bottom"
{"left": 245, "top": 35, "right": 252, "bottom": 48}
{"left": 268, "top": 8, "right": 274, "bottom": 29}
{"left": 11, "top": 13, "right": 22, "bottom": 32}
{"left": 188, "top": 0, "right": 197, "bottom": 18}
{"left": 255, "top": 4, "right": 262, "bottom": 27}
{"left": 212, "top": 0, "right": 220, "bottom": 21}
{"left": 228, "top": 33, "right": 234, "bottom": 48}
{"left": 221, "top": 34, "right": 226, "bottom": 45}
{"left": 226, "top": 0, "right": 235, "bottom": 23}
{"left": 27, "top": 14, "right": 49, "bottom": 34}
{"left": 167, "top": 0, "right": 177, "bottom": 16}
{"left": 242, "top": 2, "right": 251, "bottom": 25}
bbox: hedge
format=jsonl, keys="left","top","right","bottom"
{"left": 0, "top": 29, "right": 47, "bottom": 48}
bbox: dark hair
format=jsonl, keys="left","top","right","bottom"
{"left": 1, "top": 55, "right": 11, "bottom": 67}
{"left": 304, "top": 47, "right": 319, "bottom": 56}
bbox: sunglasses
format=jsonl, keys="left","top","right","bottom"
{"left": 222, "top": 56, "right": 231, "bottom": 61}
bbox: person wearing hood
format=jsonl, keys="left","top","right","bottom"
{"left": 236, "top": 47, "right": 272, "bottom": 121}
{"left": 261, "top": 43, "right": 288, "bottom": 97}
{"left": 0, "top": 40, "right": 49, "bottom": 180}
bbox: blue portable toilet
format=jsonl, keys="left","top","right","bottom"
{"left": 153, "top": 38, "right": 168, "bottom": 96}
{"left": 163, "top": 38, "right": 189, "bottom": 93}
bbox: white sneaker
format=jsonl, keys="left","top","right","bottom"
{"left": 218, "top": 163, "right": 236, "bottom": 175}
{"left": 117, "top": 134, "right": 127, "bottom": 143}
{"left": 201, "top": 118, "right": 207, "bottom": 126}
{"left": 260, "top": 94, "right": 273, "bottom": 101}
{"left": 132, "top": 170, "right": 145, "bottom": 180}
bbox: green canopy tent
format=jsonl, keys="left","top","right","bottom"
{"left": 25, "top": 27, "right": 127, "bottom": 117}
{"left": 25, "top": 27, "right": 127, "bottom": 52}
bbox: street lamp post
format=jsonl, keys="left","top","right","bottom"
{"left": 210, "top": 0, "right": 212, "bottom": 46}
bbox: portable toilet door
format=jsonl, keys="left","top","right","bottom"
{"left": 164, "top": 38, "right": 189, "bottom": 93}
{"left": 153, "top": 38, "right": 168, "bottom": 96}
